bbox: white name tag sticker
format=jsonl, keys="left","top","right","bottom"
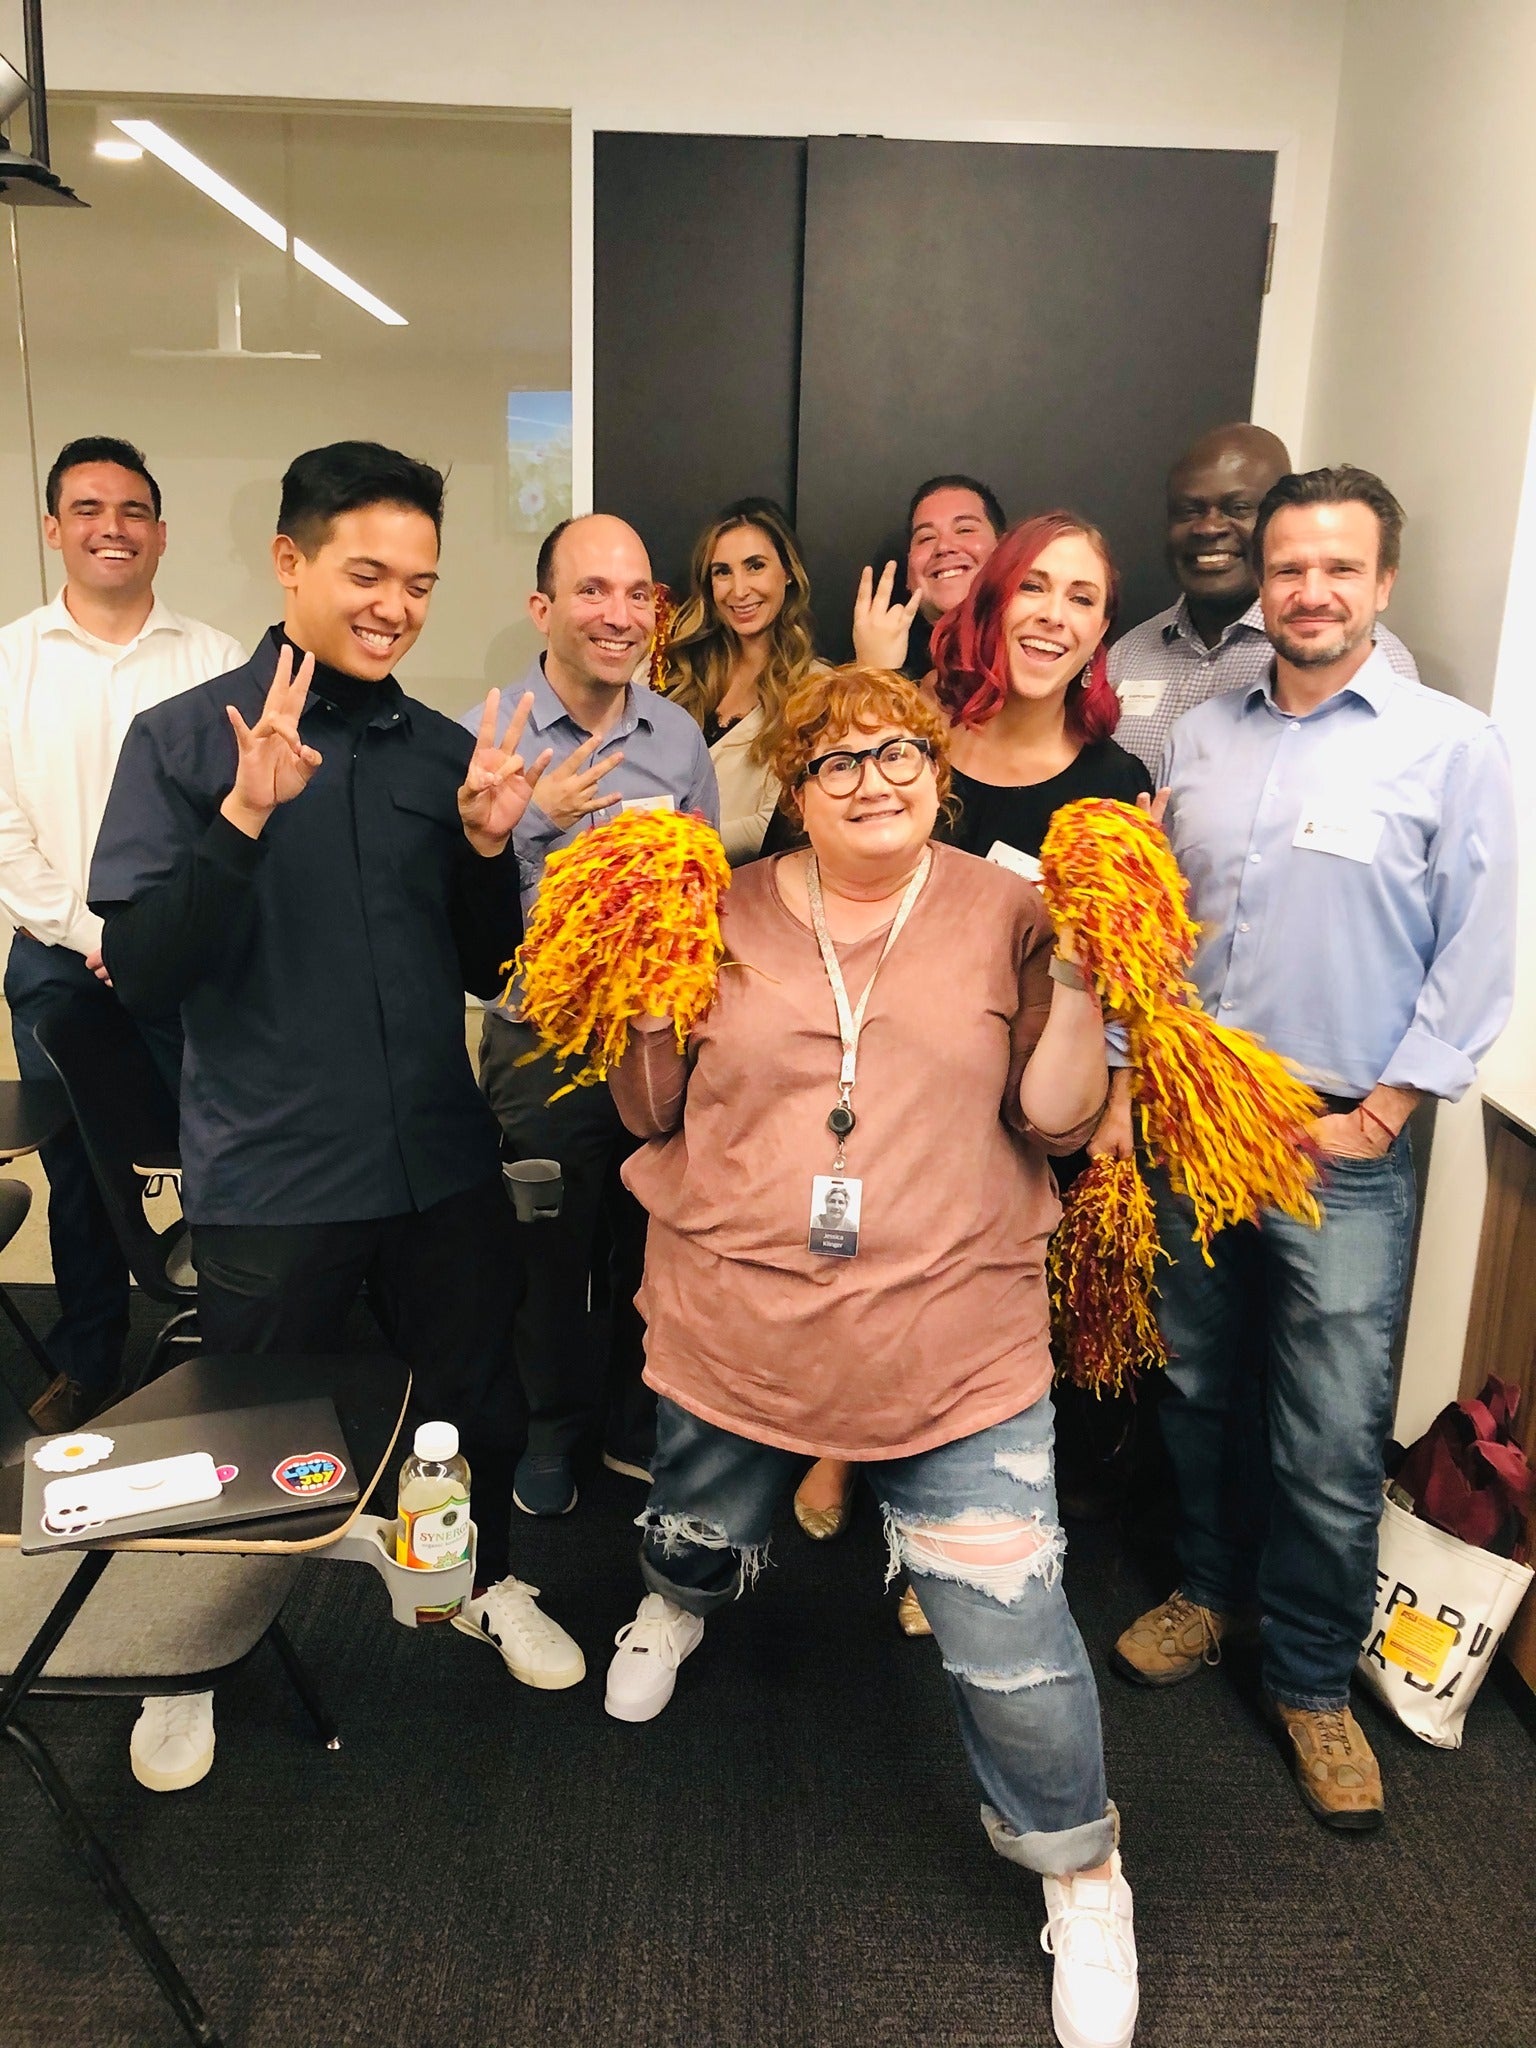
{"left": 986, "top": 840, "right": 1043, "bottom": 883}
{"left": 1292, "top": 803, "right": 1384, "bottom": 863}
{"left": 620, "top": 793, "right": 676, "bottom": 814}
{"left": 1116, "top": 676, "right": 1166, "bottom": 717}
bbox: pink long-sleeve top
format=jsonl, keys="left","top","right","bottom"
{"left": 613, "top": 843, "right": 1103, "bottom": 1460}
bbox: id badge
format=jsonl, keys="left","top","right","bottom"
{"left": 1116, "top": 676, "right": 1166, "bottom": 717}
{"left": 808, "top": 1175, "right": 861, "bottom": 1259}
{"left": 1291, "top": 801, "right": 1383, "bottom": 864}
{"left": 986, "top": 840, "right": 1042, "bottom": 883}
{"left": 621, "top": 793, "right": 676, "bottom": 815}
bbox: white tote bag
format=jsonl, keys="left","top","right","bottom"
{"left": 1358, "top": 1496, "right": 1533, "bottom": 1749}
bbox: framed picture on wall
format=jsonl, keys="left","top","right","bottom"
{"left": 506, "top": 390, "right": 573, "bottom": 533}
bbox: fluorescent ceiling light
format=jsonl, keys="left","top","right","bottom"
{"left": 94, "top": 138, "right": 143, "bottom": 162}
{"left": 111, "top": 118, "right": 407, "bottom": 327}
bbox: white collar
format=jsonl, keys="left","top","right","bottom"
{"left": 39, "top": 588, "right": 186, "bottom": 650}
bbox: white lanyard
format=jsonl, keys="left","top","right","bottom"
{"left": 805, "top": 849, "right": 930, "bottom": 1168}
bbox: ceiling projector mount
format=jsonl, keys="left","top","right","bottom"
{"left": 0, "top": 1, "right": 86, "bottom": 208}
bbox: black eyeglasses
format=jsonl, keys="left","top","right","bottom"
{"left": 799, "top": 736, "right": 935, "bottom": 798}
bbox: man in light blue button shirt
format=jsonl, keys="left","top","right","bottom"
{"left": 1111, "top": 467, "right": 1516, "bottom": 1832}
{"left": 464, "top": 515, "right": 718, "bottom": 1520}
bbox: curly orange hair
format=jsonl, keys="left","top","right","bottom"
{"left": 770, "top": 664, "right": 952, "bottom": 812}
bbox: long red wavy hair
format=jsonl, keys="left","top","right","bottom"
{"left": 930, "top": 512, "right": 1121, "bottom": 741}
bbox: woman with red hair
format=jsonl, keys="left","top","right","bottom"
{"left": 933, "top": 512, "right": 1150, "bottom": 863}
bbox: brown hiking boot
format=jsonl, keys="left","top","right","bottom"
{"left": 1111, "top": 1591, "right": 1230, "bottom": 1686}
{"left": 1268, "top": 1699, "right": 1384, "bottom": 1831}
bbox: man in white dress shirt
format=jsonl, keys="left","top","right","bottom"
{"left": 3, "top": 437, "right": 244, "bottom": 1798}
{"left": 1, "top": 437, "right": 243, "bottom": 1434}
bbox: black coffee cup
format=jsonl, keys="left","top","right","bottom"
{"left": 504, "top": 1157, "right": 563, "bottom": 1222}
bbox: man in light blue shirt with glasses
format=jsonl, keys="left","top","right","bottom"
{"left": 1112, "top": 466, "right": 1516, "bottom": 1836}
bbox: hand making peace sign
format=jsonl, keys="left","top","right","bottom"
{"left": 221, "top": 645, "right": 323, "bottom": 838}
{"left": 457, "top": 689, "right": 554, "bottom": 856}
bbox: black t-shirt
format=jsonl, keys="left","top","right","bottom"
{"left": 941, "top": 740, "right": 1153, "bottom": 862}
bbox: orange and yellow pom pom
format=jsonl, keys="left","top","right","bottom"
{"left": 1039, "top": 798, "right": 1322, "bottom": 1258}
{"left": 1038, "top": 797, "right": 1197, "bottom": 1015}
{"left": 1049, "top": 1156, "right": 1168, "bottom": 1398}
{"left": 513, "top": 808, "right": 729, "bottom": 1096}
{"left": 1133, "top": 1000, "right": 1322, "bottom": 1250}
{"left": 646, "top": 583, "right": 676, "bottom": 690}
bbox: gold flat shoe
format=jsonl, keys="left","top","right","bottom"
{"left": 897, "top": 1583, "right": 933, "bottom": 1637}
{"left": 793, "top": 1491, "right": 852, "bottom": 1541}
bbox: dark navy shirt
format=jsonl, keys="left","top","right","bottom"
{"left": 89, "top": 627, "right": 517, "bottom": 1226}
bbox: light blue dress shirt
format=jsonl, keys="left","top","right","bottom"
{"left": 462, "top": 655, "right": 720, "bottom": 1015}
{"left": 463, "top": 654, "right": 720, "bottom": 912}
{"left": 1160, "top": 647, "right": 1516, "bottom": 1101}
{"left": 1109, "top": 596, "right": 1419, "bottom": 775}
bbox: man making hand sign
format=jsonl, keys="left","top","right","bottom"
{"left": 464, "top": 513, "right": 718, "bottom": 1517}
{"left": 90, "top": 442, "right": 584, "bottom": 1693}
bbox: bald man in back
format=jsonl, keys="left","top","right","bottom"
{"left": 465, "top": 513, "right": 718, "bottom": 1518}
{"left": 1109, "top": 424, "right": 1420, "bottom": 772}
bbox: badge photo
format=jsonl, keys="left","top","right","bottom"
{"left": 808, "top": 1175, "right": 862, "bottom": 1259}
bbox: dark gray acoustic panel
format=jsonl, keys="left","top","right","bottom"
{"left": 593, "top": 132, "right": 806, "bottom": 596}
{"left": 796, "top": 137, "right": 1275, "bottom": 658}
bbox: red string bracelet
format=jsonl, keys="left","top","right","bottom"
{"left": 1358, "top": 1101, "right": 1396, "bottom": 1143}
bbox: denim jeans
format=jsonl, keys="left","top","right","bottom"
{"left": 639, "top": 1394, "right": 1116, "bottom": 1878}
{"left": 1150, "top": 1135, "right": 1417, "bottom": 1709}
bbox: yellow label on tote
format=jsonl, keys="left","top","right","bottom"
{"left": 1381, "top": 1605, "right": 1458, "bottom": 1683}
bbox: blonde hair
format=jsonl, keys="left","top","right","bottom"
{"left": 771, "top": 665, "right": 952, "bottom": 811}
{"left": 662, "top": 501, "right": 817, "bottom": 766}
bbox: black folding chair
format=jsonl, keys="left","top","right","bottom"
{"left": 0, "top": 1178, "right": 55, "bottom": 1457}
{"left": 33, "top": 1004, "right": 196, "bottom": 1390}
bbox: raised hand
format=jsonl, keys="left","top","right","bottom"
{"left": 852, "top": 561, "right": 924, "bottom": 671}
{"left": 529, "top": 727, "right": 625, "bottom": 832}
{"left": 457, "top": 689, "right": 554, "bottom": 856}
{"left": 222, "top": 646, "right": 322, "bottom": 837}
{"left": 1136, "top": 787, "right": 1171, "bottom": 830}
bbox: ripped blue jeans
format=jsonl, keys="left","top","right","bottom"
{"left": 639, "top": 1394, "right": 1115, "bottom": 1878}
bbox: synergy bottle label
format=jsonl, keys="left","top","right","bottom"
{"left": 397, "top": 1494, "right": 471, "bottom": 1570}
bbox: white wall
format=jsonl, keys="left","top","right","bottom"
{"left": 1302, "top": 0, "right": 1536, "bottom": 1438}
{"left": 43, "top": 0, "right": 1351, "bottom": 454}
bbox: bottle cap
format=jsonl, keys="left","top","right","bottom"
{"left": 413, "top": 1421, "right": 459, "bottom": 1463}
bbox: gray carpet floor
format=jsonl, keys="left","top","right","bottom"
{"left": 1, "top": 1291, "right": 1533, "bottom": 2048}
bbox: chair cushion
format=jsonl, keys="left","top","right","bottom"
{"left": 0, "top": 1549, "right": 300, "bottom": 1680}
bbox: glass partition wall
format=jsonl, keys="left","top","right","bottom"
{"left": 4, "top": 98, "right": 572, "bottom": 712}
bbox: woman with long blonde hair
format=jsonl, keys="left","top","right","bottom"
{"left": 663, "top": 497, "right": 821, "bottom": 862}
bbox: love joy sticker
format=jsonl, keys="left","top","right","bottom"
{"left": 272, "top": 1451, "right": 346, "bottom": 1497}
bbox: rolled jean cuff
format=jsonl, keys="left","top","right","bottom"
{"left": 1267, "top": 1684, "right": 1352, "bottom": 1714}
{"left": 638, "top": 1547, "right": 742, "bottom": 1617}
{"left": 981, "top": 1797, "right": 1119, "bottom": 1879}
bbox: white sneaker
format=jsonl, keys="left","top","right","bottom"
{"left": 130, "top": 1690, "right": 215, "bottom": 1793}
{"left": 1040, "top": 1851, "right": 1139, "bottom": 2048}
{"left": 451, "top": 1576, "right": 585, "bottom": 1690}
{"left": 604, "top": 1593, "right": 704, "bottom": 1722}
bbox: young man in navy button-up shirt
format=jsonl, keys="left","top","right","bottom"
{"left": 91, "top": 442, "right": 586, "bottom": 1695}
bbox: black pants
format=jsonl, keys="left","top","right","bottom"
{"left": 5, "top": 934, "right": 182, "bottom": 1395}
{"left": 192, "top": 1178, "right": 522, "bottom": 1581}
{"left": 477, "top": 1012, "right": 652, "bottom": 1463}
